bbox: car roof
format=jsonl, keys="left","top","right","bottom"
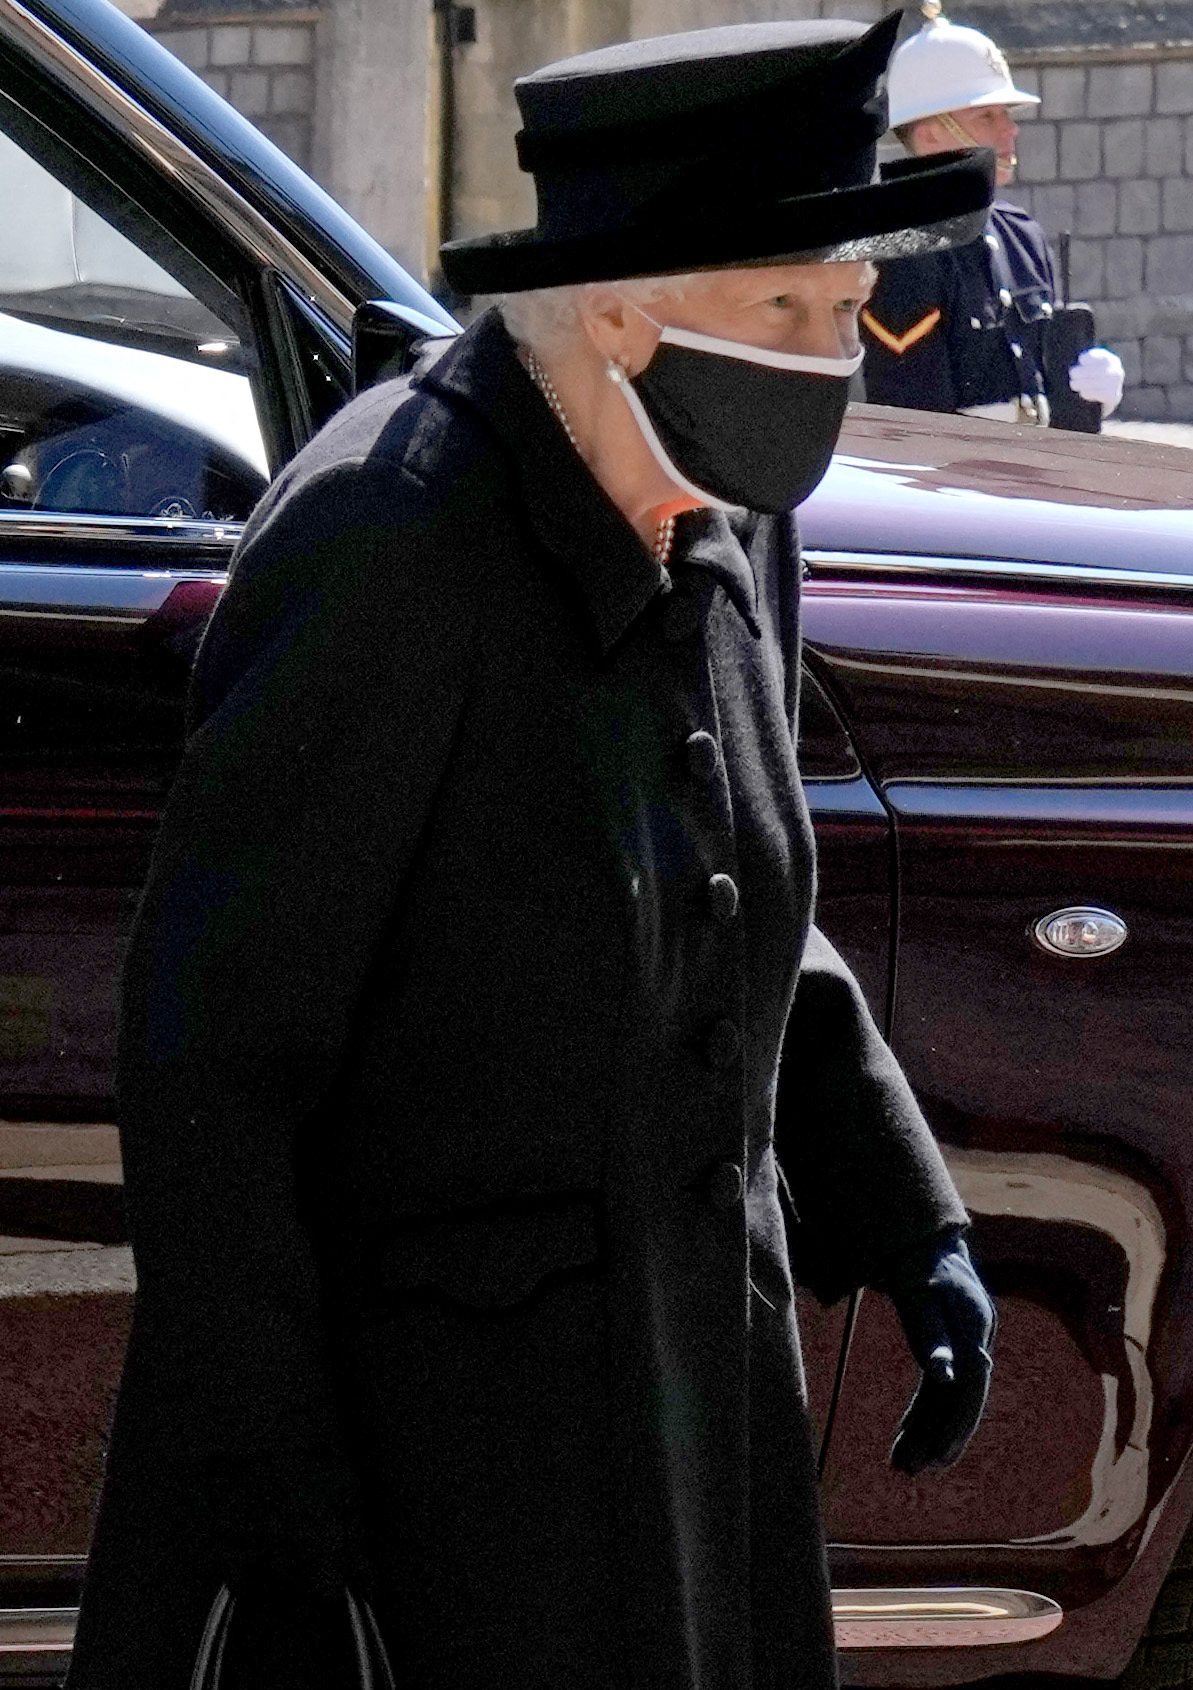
{"left": 804, "top": 405, "right": 1193, "bottom": 576}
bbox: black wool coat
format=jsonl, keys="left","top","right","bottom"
{"left": 67, "top": 311, "right": 966, "bottom": 1690}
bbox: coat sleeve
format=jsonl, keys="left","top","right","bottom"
{"left": 860, "top": 255, "right": 959, "bottom": 413}
{"left": 775, "top": 925, "right": 968, "bottom": 1305}
{"left": 116, "top": 442, "right": 482, "bottom": 1474}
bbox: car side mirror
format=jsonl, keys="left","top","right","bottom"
{"left": 1, "top": 463, "right": 33, "bottom": 503}
{"left": 351, "top": 300, "right": 456, "bottom": 396}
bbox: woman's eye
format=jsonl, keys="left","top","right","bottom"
{"left": 768, "top": 294, "right": 793, "bottom": 308}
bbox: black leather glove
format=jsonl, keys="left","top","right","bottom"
{"left": 880, "top": 1229, "right": 996, "bottom": 1476}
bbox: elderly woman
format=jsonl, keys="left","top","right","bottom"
{"left": 67, "top": 16, "right": 997, "bottom": 1690}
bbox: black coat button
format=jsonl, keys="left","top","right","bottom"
{"left": 707, "top": 873, "right": 739, "bottom": 922}
{"left": 708, "top": 1160, "right": 744, "bottom": 1208}
{"left": 663, "top": 593, "right": 701, "bottom": 643}
{"left": 704, "top": 1017, "right": 741, "bottom": 1069}
{"left": 685, "top": 730, "right": 719, "bottom": 781}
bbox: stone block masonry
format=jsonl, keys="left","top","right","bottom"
{"left": 150, "top": 9, "right": 317, "bottom": 172}
{"left": 140, "top": 0, "right": 1193, "bottom": 415}
{"left": 1088, "top": 62, "right": 1153, "bottom": 117}
{"left": 986, "top": 40, "right": 1193, "bottom": 417}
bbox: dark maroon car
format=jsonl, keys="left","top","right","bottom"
{"left": 799, "top": 410, "right": 1193, "bottom": 1687}
{"left": 1, "top": 0, "right": 1192, "bottom": 1683}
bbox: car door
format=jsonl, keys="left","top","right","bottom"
{"left": 798, "top": 665, "right": 896, "bottom": 1455}
{"left": 0, "top": 5, "right": 446, "bottom": 1645}
{"left": 0, "top": 132, "right": 262, "bottom": 1646}
{"left": 801, "top": 531, "right": 1193, "bottom": 1681}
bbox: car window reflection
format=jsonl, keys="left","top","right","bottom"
{"left": 0, "top": 128, "right": 235, "bottom": 358}
{"left": 0, "top": 126, "right": 266, "bottom": 524}
{"left": 0, "top": 313, "right": 267, "bottom": 522}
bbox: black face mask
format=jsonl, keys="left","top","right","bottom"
{"left": 616, "top": 319, "right": 863, "bottom": 515}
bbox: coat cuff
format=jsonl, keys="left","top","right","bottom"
{"left": 775, "top": 925, "right": 968, "bottom": 1305}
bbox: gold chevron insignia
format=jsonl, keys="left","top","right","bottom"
{"left": 861, "top": 307, "right": 942, "bottom": 355}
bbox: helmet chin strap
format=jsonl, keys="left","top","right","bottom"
{"left": 935, "top": 109, "right": 977, "bottom": 146}
{"left": 934, "top": 108, "right": 1016, "bottom": 174}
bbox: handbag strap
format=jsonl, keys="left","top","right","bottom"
{"left": 189, "top": 1584, "right": 396, "bottom": 1690}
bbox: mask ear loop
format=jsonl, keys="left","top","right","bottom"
{"left": 605, "top": 297, "right": 739, "bottom": 511}
{"left": 608, "top": 358, "right": 738, "bottom": 512}
{"left": 604, "top": 296, "right": 663, "bottom": 382}
{"left": 617, "top": 296, "right": 663, "bottom": 331}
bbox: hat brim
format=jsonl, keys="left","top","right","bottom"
{"left": 961, "top": 88, "right": 1041, "bottom": 111}
{"left": 440, "top": 148, "right": 996, "bottom": 296}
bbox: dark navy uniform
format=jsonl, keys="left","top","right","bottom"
{"left": 861, "top": 200, "right": 1058, "bottom": 420}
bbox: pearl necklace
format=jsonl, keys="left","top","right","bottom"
{"left": 527, "top": 350, "right": 676, "bottom": 568}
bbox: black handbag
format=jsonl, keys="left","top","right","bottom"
{"left": 1042, "top": 302, "right": 1102, "bottom": 434}
{"left": 189, "top": 1584, "right": 396, "bottom": 1690}
{"left": 1042, "top": 231, "right": 1102, "bottom": 435}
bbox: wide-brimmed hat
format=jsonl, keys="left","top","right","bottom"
{"left": 439, "top": 13, "right": 996, "bottom": 297}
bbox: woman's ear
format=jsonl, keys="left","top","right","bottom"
{"left": 577, "top": 287, "right": 628, "bottom": 358}
{"left": 577, "top": 288, "right": 658, "bottom": 376}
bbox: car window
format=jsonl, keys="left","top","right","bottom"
{"left": 0, "top": 126, "right": 268, "bottom": 524}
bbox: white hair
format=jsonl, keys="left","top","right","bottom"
{"left": 496, "top": 273, "right": 717, "bottom": 357}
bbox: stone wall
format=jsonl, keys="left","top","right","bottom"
{"left": 450, "top": 0, "right": 903, "bottom": 246}
{"left": 1005, "top": 47, "right": 1193, "bottom": 418}
{"left": 146, "top": 0, "right": 433, "bottom": 281}
{"left": 150, "top": 8, "right": 318, "bottom": 172}
{"left": 451, "top": 0, "right": 630, "bottom": 248}
{"left": 137, "top": 0, "right": 1193, "bottom": 414}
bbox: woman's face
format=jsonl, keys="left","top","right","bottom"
{"left": 567, "top": 260, "right": 878, "bottom": 530}
{"left": 613, "top": 261, "right": 877, "bottom": 375}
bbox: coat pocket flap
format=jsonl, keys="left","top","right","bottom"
{"left": 374, "top": 1196, "right": 602, "bottom": 1310}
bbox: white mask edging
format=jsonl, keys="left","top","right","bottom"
{"left": 651, "top": 322, "right": 864, "bottom": 378}
{"left": 615, "top": 376, "right": 739, "bottom": 511}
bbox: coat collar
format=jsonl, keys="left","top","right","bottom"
{"left": 415, "top": 309, "right": 759, "bottom": 652}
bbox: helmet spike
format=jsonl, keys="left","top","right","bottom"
{"left": 921, "top": 0, "right": 945, "bottom": 18}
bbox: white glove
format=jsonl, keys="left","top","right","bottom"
{"left": 1067, "top": 347, "right": 1125, "bottom": 416}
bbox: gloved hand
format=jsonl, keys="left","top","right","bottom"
{"left": 880, "top": 1230, "right": 995, "bottom": 1476}
{"left": 1068, "top": 346, "right": 1125, "bottom": 416}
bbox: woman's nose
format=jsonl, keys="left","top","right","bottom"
{"left": 799, "top": 308, "right": 858, "bottom": 360}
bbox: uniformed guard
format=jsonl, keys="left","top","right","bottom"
{"left": 861, "top": 1, "right": 1125, "bottom": 430}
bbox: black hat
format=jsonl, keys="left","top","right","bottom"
{"left": 439, "top": 12, "right": 995, "bottom": 296}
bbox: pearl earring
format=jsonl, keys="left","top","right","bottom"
{"left": 606, "top": 358, "right": 627, "bottom": 384}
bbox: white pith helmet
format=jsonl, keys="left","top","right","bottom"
{"left": 886, "top": 0, "right": 1041, "bottom": 131}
